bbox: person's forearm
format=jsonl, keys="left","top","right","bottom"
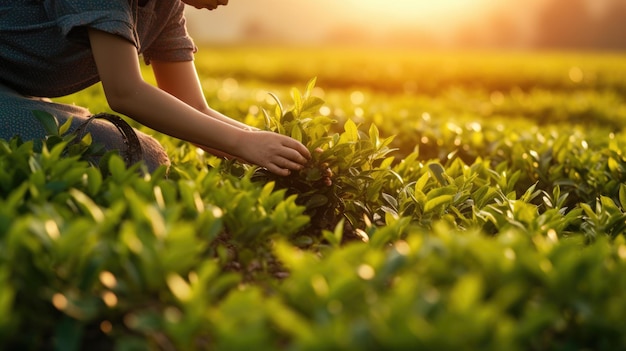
{"left": 149, "top": 60, "right": 255, "bottom": 132}
{"left": 108, "top": 80, "right": 247, "bottom": 156}
{"left": 198, "top": 105, "right": 258, "bottom": 131}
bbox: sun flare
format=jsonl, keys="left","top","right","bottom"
{"left": 344, "top": 0, "right": 491, "bottom": 27}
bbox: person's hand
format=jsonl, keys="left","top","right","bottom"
{"left": 236, "top": 130, "right": 311, "bottom": 176}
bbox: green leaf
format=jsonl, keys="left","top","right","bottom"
{"left": 267, "top": 92, "right": 284, "bottom": 119}
{"left": 304, "top": 95, "right": 325, "bottom": 110}
{"left": 381, "top": 192, "right": 398, "bottom": 211}
{"left": 291, "top": 87, "right": 303, "bottom": 116}
{"left": 414, "top": 172, "right": 430, "bottom": 192}
{"left": 579, "top": 203, "right": 596, "bottom": 219}
{"left": 0, "top": 268, "right": 14, "bottom": 330}
{"left": 305, "top": 194, "right": 329, "bottom": 209}
{"left": 84, "top": 167, "right": 103, "bottom": 196}
{"left": 619, "top": 184, "right": 626, "bottom": 210}
{"left": 428, "top": 163, "right": 448, "bottom": 186}
{"left": 369, "top": 124, "right": 380, "bottom": 148}
{"left": 323, "top": 218, "right": 344, "bottom": 247}
{"left": 341, "top": 119, "right": 359, "bottom": 143}
{"left": 304, "top": 77, "right": 317, "bottom": 99}
{"left": 424, "top": 194, "right": 453, "bottom": 213}
{"left": 261, "top": 108, "right": 273, "bottom": 131}
{"left": 450, "top": 275, "right": 483, "bottom": 312}
{"left": 608, "top": 157, "right": 621, "bottom": 173}
{"left": 69, "top": 188, "right": 105, "bottom": 223}
{"left": 380, "top": 157, "right": 395, "bottom": 169}
{"left": 59, "top": 116, "right": 74, "bottom": 135}
{"left": 600, "top": 196, "right": 619, "bottom": 212}
{"left": 291, "top": 123, "right": 303, "bottom": 142}
{"left": 32, "top": 110, "right": 59, "bottom": 136}
{"left": 108, "top": 154, "right": 126, "bottom": 177}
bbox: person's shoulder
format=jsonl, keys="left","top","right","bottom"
{"left": 151, "top": 0, "right": 186, "bottom": 16}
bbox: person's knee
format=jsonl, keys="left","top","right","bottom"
{"left": 71, "top": 114, "right": 170, "bottom": 173}
{"left": 136, "top": 131, "right": 171, "bottom": 173}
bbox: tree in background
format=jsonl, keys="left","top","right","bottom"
{"left": 591, "top": 0, "right": 626, "bottom": 50}
{"left": 534, "top": 0, "right": 626, "bottom": 50}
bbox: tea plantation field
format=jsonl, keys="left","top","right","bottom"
{"left": 3, "top": 47, "right": 626, "bottom": 350}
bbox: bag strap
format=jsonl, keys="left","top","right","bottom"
{"left": 72, "top": 113, "right": 143, "bottom": 167}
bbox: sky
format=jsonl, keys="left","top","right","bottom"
{"left": 186, "top": 0, "right": 536, "bottom": 45}
{"left": 183, "top": 0, "right": 621, "bottom": 50}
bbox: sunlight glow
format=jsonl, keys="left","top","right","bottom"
{"left": 345, "top": 0, "right": 488, "bottom": 25}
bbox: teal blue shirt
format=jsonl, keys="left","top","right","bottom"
{"left": 0, "top": 0, "right": 196, "bottom": 98}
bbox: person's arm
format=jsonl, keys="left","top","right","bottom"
{"left": 150, "top": 59, "right": 254, "bottom": 159}
{"left": 150, "top": 59, "right": 252, "bottom": 131}
{"left": 88, "top": 28, "right": 310, "bottom": 175}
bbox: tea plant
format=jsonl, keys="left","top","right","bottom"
{"left": 3, "top": 49, "right": 626, "bottom": 350}
{"left": 251, "top": 79, "right": 398, "bottom": 242}
{"left": 0, "top": 124, "right": 310, "bottom": 349}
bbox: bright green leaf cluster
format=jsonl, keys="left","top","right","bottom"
{"left": 4, "top": 50, "right": 626, "bottom": 350}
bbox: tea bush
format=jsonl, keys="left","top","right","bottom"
{"left": 3, "top": 50, "right": 626, "bottom": 350}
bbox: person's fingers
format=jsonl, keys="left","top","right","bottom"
{"left": 279, "top": 137, "right": 311, "bottom": 162}
{"left": 279, "top": 156, "right": 305, "bottom": 171}
{"left": 278, "top": 146, "right": 309, "bottom": 167}
{"left": 241, "top": 131, "right": 312, "bottom": 175}
{"left": 266, "top": 163, "right": 290, "bottom": 177}
{"left": 298, "top": 142, "right": 312, "bottom": 160}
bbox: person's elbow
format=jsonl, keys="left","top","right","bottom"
{"left": 102, "top": 80, "right": 145, "bottom": 115}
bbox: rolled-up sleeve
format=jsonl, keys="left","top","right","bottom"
{"left": 43, "top": 0, "right": 138, "bottom": 48}
{"left": 142, "top": 1, "right": 196, "bottom": 63}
